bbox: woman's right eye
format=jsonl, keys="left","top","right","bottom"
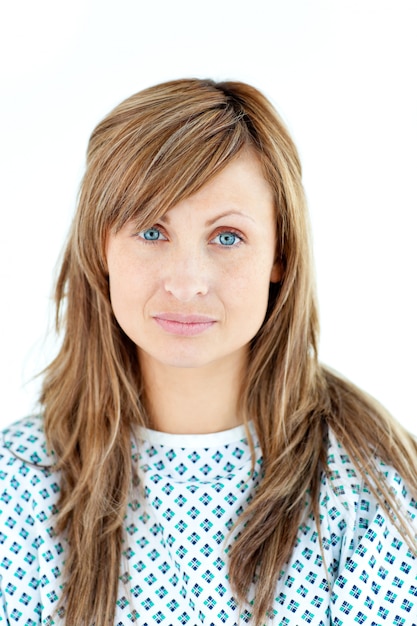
{"left": 138, "top": 227, "right": 167, "bottom": 241}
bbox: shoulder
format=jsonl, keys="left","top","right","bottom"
{"left": 324, "top": 428, "right": 417, "bottom": 521}
{"left": 323, "top": 429, "right": 417, "bottom": 623}
{"left": 0, "top": 415, "right": 59, "bottom": 510}
{"left": 1, "top": 415, "right": 53, "bottom": 466}
{"left": 0, "top": 418, "right": 63, "bottom": 622}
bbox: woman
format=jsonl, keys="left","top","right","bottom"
{"left": 1, "top": 78, "right": 416, "bottom": 626}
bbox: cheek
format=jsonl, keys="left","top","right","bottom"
{"left": 108, "top": 277, "right": 150, "bottom": 349}
{"left": 108, "top": 276, "right": 130, "bottom": 330}
{"left": 107, "top": 261, "right": 141, "bottom": 325}
{"left": 226, "top": 261, "right": 272, "bottom": 316}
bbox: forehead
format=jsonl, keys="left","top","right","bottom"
{"left": 159, "top": 148, "right": 274, "bottom": 218}
{"left": 193, "top": 148, "right": 271, "bottom": 193}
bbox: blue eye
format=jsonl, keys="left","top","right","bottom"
{"left": 140, "top": 227, "right": 166, "bottom": 241}
{"left": 213, "top": 231, "right": 242, "bottom": 246}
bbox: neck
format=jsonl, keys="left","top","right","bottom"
{"left": 139, "top": 351, "right": 247, "bottom": 434}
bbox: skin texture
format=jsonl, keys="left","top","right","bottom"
{"left": 106, "top": 149, "right": 282, "bottom": 433}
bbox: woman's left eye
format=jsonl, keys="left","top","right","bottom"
{"left": 212, "top": 231, "right": 243, "bottom": 247}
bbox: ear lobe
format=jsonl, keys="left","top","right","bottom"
{"left": 270, "top": 261, "right": 283, "bottom": 284}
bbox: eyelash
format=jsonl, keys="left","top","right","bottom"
{"left": 137, "top": 227, "right": 167, "bottom": 243}
{"left": 136, "top": 227, "right": 245, "bottom": 247}
{"left": 210, "top": 229, "right": 244, "bottom": 247}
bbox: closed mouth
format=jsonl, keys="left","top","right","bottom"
{"left": 152, "top": 314, "right": 217, "bottom": 336}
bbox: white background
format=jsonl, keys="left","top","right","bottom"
{"left": 0, "top": 0, "right": 416, "bottom": 433}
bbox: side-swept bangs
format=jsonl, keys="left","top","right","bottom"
{"left": 76, "top": 82, "right": 252, "bottom": 275}
{"left": 73, "top": 80, "right": 304, "bottom": 292}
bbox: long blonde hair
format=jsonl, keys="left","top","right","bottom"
{"left": 41, "top": 78, "right": 417, "bottom": 625}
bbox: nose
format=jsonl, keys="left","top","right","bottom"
{"left": 163, "top": 249, "right": 209, "bottom": 302}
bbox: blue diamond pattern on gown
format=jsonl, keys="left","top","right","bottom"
{"left": 1, "top": 417, "right": 416, "bottom": 625}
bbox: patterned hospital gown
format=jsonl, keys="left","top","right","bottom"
{"left": 0, "top": 416, "right": 416, "bottom": 625}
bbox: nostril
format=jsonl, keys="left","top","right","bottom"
{"left": 163, "top": 271, "right": 209, "bottom": 301}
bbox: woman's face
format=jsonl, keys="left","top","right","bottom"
{"left": 106, "top": 149, "right": 281, "bottom": 373}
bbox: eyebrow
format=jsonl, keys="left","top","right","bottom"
{"left": 160, "top": 210, "right": 256, "bottom": 226}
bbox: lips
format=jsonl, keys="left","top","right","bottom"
{"left": 152, "top": 313, "right": 217, "bottom": 336}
